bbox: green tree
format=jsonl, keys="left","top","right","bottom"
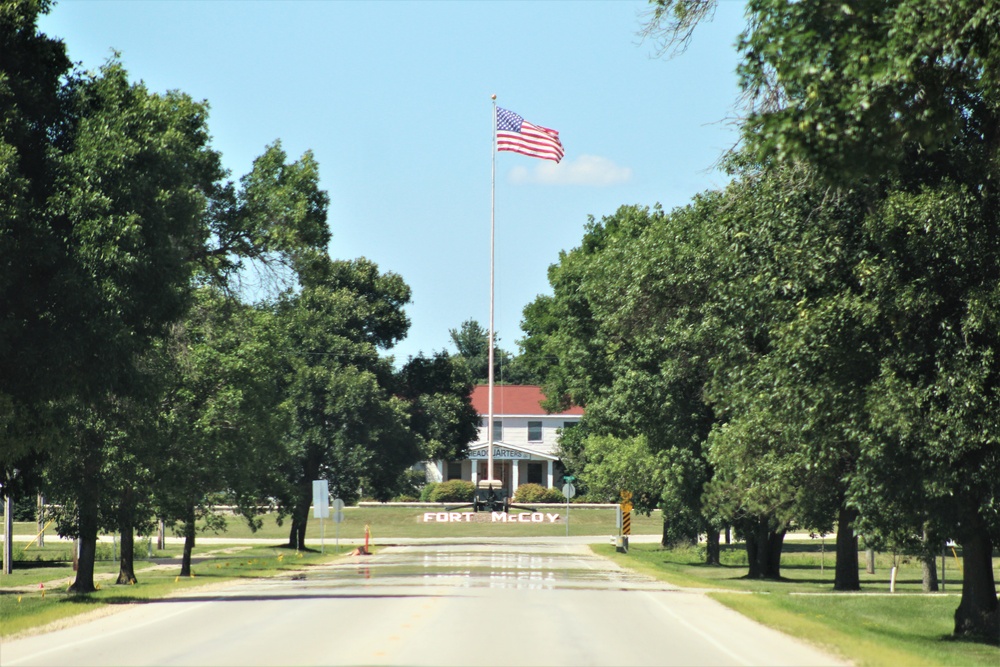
{"left": 43, "top": 388, "right": 161, "bottom": 587}
{"left": 644, "top": 0, "right": 1000, "bottom": 637}
{"left": 849, "top": 181, "right": 1000, "bottom": 639}
{"left": 733, "top": 0, "right": 999, "bottom": 637}
{"left": 154, "top": 290, "right": 289, "bottom": 576}
{"left": 0, "top": 1, "right": 77, "bottom": 440}
{"left": 277, "top": 257, "right": 414, "bottom": 550}
{"left": 201, "top": 140, "right": 331, "bottom": 293}
{"left": 449, "top": 318, "right": 539, "bottom": 385}
{"left": 522, "top": 204, "right": 721, "bottom": 555}
{"left": 395, "top": 352, "right": 479, "bottom": 464}
{"left": 38, "top": 59, "right": 227, "bottom": 592}
{"left": 148, "top": 136, "right": 333, "bottom": 574}
{"left": 1, "top": 7, "right": 332, "bottom": 580}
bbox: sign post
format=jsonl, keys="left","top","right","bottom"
{"left": 312, "top": 480, "right": 329, "bottom": 553}
{"left": 618, "top": 490, "right": 633, "bottom": 553}
{"left": 561, "top": 476, "right": 576, "bottom": 537}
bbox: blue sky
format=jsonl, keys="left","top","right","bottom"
{"left": 40, "top": 1, "right": 747, "bottom": 364}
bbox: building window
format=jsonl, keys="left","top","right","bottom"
{"left": 528, "top": 421, "right": 542, "bottom": 442}
{"left": 563, "top": 421, "right": 578, "bottom": 431}
{"left": 447, "top": 461, "right": 463, "bottom": 481}
{"left": 492, "top": 420, "right": 502, "bottom": 442}
{"left": 527, "top": 462, "right": 543, "bottom": 485}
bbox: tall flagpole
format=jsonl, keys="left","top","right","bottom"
{"left": 488, "top": 95, "right": 496, "bottom": 484}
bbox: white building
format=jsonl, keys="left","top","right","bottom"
{"left": 429, "top": 385, "right": 583, "bottom": 495}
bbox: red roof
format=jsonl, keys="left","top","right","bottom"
{"left": 470, "top": 385, "right": 584, "bottom": 416}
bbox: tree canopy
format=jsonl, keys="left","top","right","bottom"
{"left": 1, "top": 1, "right": 476, "bottom": 588}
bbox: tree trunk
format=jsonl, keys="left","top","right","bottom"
{"left": 69, "top": 451, "right": 100, "bottom": 593}
{"left": 116, "top": 529, "right": 136, "bottom": 584}
{"left": 833, "top": 506, "right": 860, "bottom": 591}
{"left": 287, "top": 493, "right": 311, "bottom": 550}
{"left": 660, "top": 514, "right": 671, "bottom": 548}
{"left": 179, "top": 505, "right": 195, "bottom": 577}
{"left": 287, "top": 508, "right": 308, "bottom": 551}
{"left": 744, "top": 515, "right": 785, "bottom": 579}
{"left": 3, "top": 495, "right": 12, "bottom": 575}
{"left": 704, "top": 528, "right": 721, "bottom": 566}
{"left": 865, "top": 546, "right": 876, "bottom": 574}
{"left": 953, "top": 531, "right": 1000, "bottom": 642}
{"left": 287, "top": 459, "right": 319, "bottom": 550}
{"left": 920, "top": 525, "right": 938, "bottom": 593}
{"left": 765, "top": 528, "right": 785, "bottom": 578}
{"left": 921, "top": 557, "right": 939, "bottom": 593}
{"left": 294, "top": 504, "right": 309, "bottom": 551}
{"left": 116, "top": 488, "right": 137, "bottom": 584}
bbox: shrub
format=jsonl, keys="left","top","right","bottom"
{"left": 419, "top": 482, "right": 439, "bottom": 502}
{"left": 427, "top": 480, "right": 474, "bottom": 503}
{"left": 514, "top": 483, "right": 565, "bottom": 503}
{"left": 513, "top": 483, "right": 546, "bottom": 503}
{"left": 541, "top": 487, "right": 566, "bottom": 503}
{"left": 392, "top": 494, "right": 418, "bottom": 502}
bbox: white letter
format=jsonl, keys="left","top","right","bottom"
{"left": 532, "top": 513, "right": 543, "bottom": 523}
{"left": 492, "top": 512, "right": 506, "bottom": 522}
{"left": 547, "top": 513, "right": 560, "bottom": 523}
{"left": 423, "top": 513, "right": 435, "bottom": 522}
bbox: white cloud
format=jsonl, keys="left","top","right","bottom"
{"left": 507, "top": 154, "right": 633, "bottom": 186}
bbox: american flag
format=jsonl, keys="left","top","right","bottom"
{"left": 496, "top": 107, "right": 564, "bottom": 163}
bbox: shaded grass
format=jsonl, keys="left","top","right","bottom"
{"left": 0, "top": 545, "right": 344, "bottom": 638}
{"left": 593, "top": 542, "right": 1000, "bottom": 667}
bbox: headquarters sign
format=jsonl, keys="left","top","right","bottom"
{"left": 467, "top": 447, "right": 532, "bottom": 460}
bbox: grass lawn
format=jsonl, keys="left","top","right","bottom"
{"left": 594, "top": 542, "right": 1000, "bottom": 667}
{"left": 197, "top": 504, "right": 662, "bottom": 541}
{"left": 6, "top": 505, "right": 658, "bottom": 543}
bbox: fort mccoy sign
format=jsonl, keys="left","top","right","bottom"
{"left": 422, "top": 511, "right": 562, "bottom": 524}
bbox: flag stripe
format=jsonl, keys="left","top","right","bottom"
{"left": 496, "top": 108, "right": 564, "bottom": 163}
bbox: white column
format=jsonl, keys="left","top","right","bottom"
{"left": 435, "top": 460, "right": 444, "bottom": 483}
{"left": 512, "top": 459, "right": 520, "bottom": 495}
{"left": 472, "top": 462, "right": 479, "bottom": 486}
{"left": 546, "top": 460, "right": 554, "bottom": 489}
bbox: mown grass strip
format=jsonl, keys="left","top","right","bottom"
{"left": 591, "top": 542, "right": 1000, "bottom": 667}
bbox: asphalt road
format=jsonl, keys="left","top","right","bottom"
{"left": 1, "top": 540, "right": 845, "bottom": 667}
